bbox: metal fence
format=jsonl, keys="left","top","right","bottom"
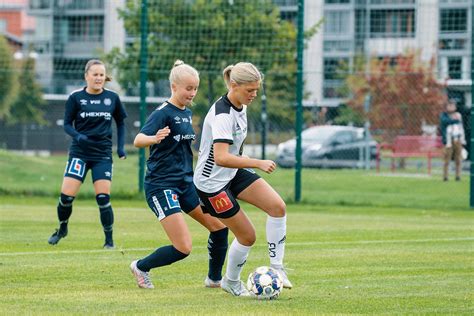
{"left": 0, "top": 0, "right": 472, "bottom": 205}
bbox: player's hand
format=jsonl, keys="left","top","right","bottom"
{"left": 257, "top": 159, "right": 276, "bottom": 174}
{"left": 117, "top": 148, "right": 127, "bottom": 160}
{"left": 75, "top": 134, "right": 94, "bottom": 148}
{"left": 154, "top": 126, "right": 171, "bottom": 144}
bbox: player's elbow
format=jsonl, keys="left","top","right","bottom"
{"left": 133, "top": 135, "right": 145, "bottom": 148}
{"left": 214, "top": 154, "right": 228, "bottom": 167}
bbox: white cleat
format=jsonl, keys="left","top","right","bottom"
{"left": 204, "top": 276, "right": 221, "bottom": 288}
{"left": 221, "top": 276, "right": 251, "bottom": 297}
{"left": 272, "top": 265, "right": 293, "bottom": 289}
{"left": 130, "top": 260, "right": 154, "bottom": 289}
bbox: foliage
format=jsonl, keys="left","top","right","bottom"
{"left": 0, "top": 36, "right": 17, "bottom": 119}
{"left": 9, "top": 56, "right": 47, "bottom": 125}
{"left": 344, "top": 51, "right": 446, "bottom": 141}
{"left": 105, "top": 0, "right": 320, "bottom": 130}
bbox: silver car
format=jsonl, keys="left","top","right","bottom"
{"left": 276, "top": 125, "right": 378, "bottom": 168}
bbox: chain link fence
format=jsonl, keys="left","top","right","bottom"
{"left": 0, "top": 0, "right": 471, "bottom": 205}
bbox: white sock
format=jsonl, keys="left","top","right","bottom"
{"left": 226, "top": 238, "right": 251, "bottom": 281}
{"left": 266, "top": 215, "right": 286, "bottom": 267}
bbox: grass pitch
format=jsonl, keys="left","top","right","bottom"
{"left": 0, "top": 150, "right": 472, "bottom": 314}
{"left": 0, "top": 197, "right": 472, "bottom": 315}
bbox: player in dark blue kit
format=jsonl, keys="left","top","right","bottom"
{"left": 130, "top": 60, "right": 228, "bottom": 289}
{"left": 47, "top": 59, "right": 127, "bottom": 249}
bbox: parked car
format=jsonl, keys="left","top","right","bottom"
{"left": 276, "top": 125, "right": 378, "bottom": 168}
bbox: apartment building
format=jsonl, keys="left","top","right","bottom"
{"left": 27, "top": 0, "right": 124, "bottom": 93}
{"left": 307, "top": 0, "right": 472, "bottom": 108}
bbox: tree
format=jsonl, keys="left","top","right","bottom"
{"left": 105, "top": 0, "right": 319, "bottom": 131}
{"left": 9, "top": 55, "right": 47, "bottom": 149}
{"left": 0, "top": 36, "right": 17, "bottom": 119}
{"left": 343, "top": 51, "right": 446, "bottom": 142}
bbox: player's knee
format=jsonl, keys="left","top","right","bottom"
{"left": 96, "top": 193, "right": 111, "bottom": 210}
{"left": 59, "top": 193, "right": 75, "bottom": 207}
{"left": 238, "top": 231, "right": 256, "bottom": 246}
{"left": 267, "top": 199, "right": 286, "bottom": 217}
{"left": 175, "top": 241, "right": 192, "bottom": 255}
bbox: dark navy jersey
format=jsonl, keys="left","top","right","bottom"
{"left": 140, "top": 101, "right": 196, "bottom": 187}
{"left": 65, "top": 87, "right": 127, "bottom": 161}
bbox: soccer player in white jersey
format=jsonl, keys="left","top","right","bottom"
{"left": 194, "top": 62, "right": 292, "bottom": 297}
{"left": 130, "top": 60, "right": 228, "bottom": 289}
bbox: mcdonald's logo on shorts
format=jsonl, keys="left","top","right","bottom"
{"left": 209, "top": 191, "right": 233, "bottom": 213}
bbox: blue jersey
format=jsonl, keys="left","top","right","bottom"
{"left": 65, "top": 87, "right": 127, "bottom": 161}
{"left": 140, "top": 101, "right": 195, "bottom": 187}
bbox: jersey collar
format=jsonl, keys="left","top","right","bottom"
{"left": 223, "top": 94, "right": 243, "bottom": 112}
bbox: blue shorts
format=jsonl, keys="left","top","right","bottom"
{"left": 196, "top": 168, "right": 260, "bottom": 219}
{"left": 145, "top": 182, "right": 200, "bottom": 221}
{"left": 64, "top": 157, "right": 112, "bottom": 183}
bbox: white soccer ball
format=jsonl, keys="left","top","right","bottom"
{"left": 247, "top": 266, "right": 283, "bottom": 300}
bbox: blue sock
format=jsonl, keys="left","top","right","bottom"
{"left": 137, "top": 245, "right": 188, "bottom": 272}
{"left": 207, "top": 228, "right": 228, "bottom": 281}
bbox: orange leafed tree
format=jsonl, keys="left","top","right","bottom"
{"left": 345, "top": 51, "right": 446, "bottom": 142}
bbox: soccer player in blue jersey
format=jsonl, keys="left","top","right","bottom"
{"left": 129, "top": 60, "right": 228, "bottom": 289}
{"left": 194, "top": 62, "right": 292, "bottom": 297}
{"left": 47, "top": 59, "right": 127, "bottom": 249}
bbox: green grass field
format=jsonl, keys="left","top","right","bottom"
{"left": 1, "top": 150, "right": 473, "bottom": 314}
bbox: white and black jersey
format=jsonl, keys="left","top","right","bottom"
{"left": 194, "top": 94, "right": 248, "bottom": 193}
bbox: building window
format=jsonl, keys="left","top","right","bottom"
{"left": 324, "top": 40, "right": 352, "bottom": 52}
{"left": 440, "top": 9, "right": 467, "bottom": 33}
{"left": 323, "top": 58, "right": 349, "bottom": 98}
{"left": 325, "top": 0, "right": 351, "bottom": 3}
{"left": 68, "top": 16, "right": 104, "bottom": 42}
{"left": 447, "top": 57, "right": 462, "bottom": 79}
{"left": 0, "top": 19, "right": 6, "bottom": 33}
{"left": 370, "top": 9, "right": 415, "bottom": 38}
{"left": 439, "top": 38, "right": 467, "bottom": 51}
{"left": 29, "top": 0, "right": 51, "bottom": 9}
{"left": 324, "top": 11, "right": 351, "bottom": 35}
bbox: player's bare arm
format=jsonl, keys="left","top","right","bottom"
{"left": 133, "top": 127, "right": 171, "bottom": 148}
{"left": 213, "top": 142, "right": 276, "bottom": 174}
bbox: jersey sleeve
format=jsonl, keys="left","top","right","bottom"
{"left": 113, "top": 95, "right": 128, "bottom": 122}
{"left": 212, "top": 113, "right": 234, "bottom": 144}
{"left": 140, "top": 109, "right": 168, "bottom": 136}
{"left": 63, "top": 94, "right": 81, "bottom": 138}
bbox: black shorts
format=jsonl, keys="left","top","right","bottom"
{"left": 64, "top": 157, "right": 112, "bottom": 183}
{"left": 196, "top": 168, "right": 260, "bottom": 219}
{"left": 144, "top": 182, "right": 200, "bottom": 221}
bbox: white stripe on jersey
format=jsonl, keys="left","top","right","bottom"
{"left": 194, "top": 96, "right": 248, "bottom": 193}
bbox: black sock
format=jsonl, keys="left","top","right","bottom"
{"left": 207, "top": 227, "right": 228, "bottom": 281}
{"left": 57, "top": 193, "right": 74, "bottom": 230}
{"left": 137, "top": 245, "right": 188, "bottom": 272}
{"left": 96, "top": 194, "right": 114, "bottom": 242}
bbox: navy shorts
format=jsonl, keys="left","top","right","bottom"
{"left": 196, "top": 168, "right": 260, "bottom": 219}
{"left": 64, "top": 157, "right": 112, "bottom": 183}
{"left": 145, "top": 182, "right": 200, "bottom": 221}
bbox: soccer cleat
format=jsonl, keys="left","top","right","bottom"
{"left": 272, "top": 265, "right": 293, "bottom": 289}
{"left": 221, "top": 276, "right": 251, "bottom": 297}
{"left": 130, "top": 260, "right": 154, "bottom": 289}
{"left": 204, "top": 276, "right": 221, "bottom": 288}
{"left": 103, "top": 240, "right": 115, "bottom": 249}
{"left": 48, "top": 227, "right": 68, "bottom": 245}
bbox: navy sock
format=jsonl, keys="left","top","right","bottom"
{"left": 137, "top": 245, "right": 188, "bottom": 272}
{"left": 207, "top": 227, "right": 228, "bottom": 281}
{"left": 96, "top": 194, "right": 114, "bottom": 241}
{"left": 57, "top": 193, "right": 74, "bottom": 229}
